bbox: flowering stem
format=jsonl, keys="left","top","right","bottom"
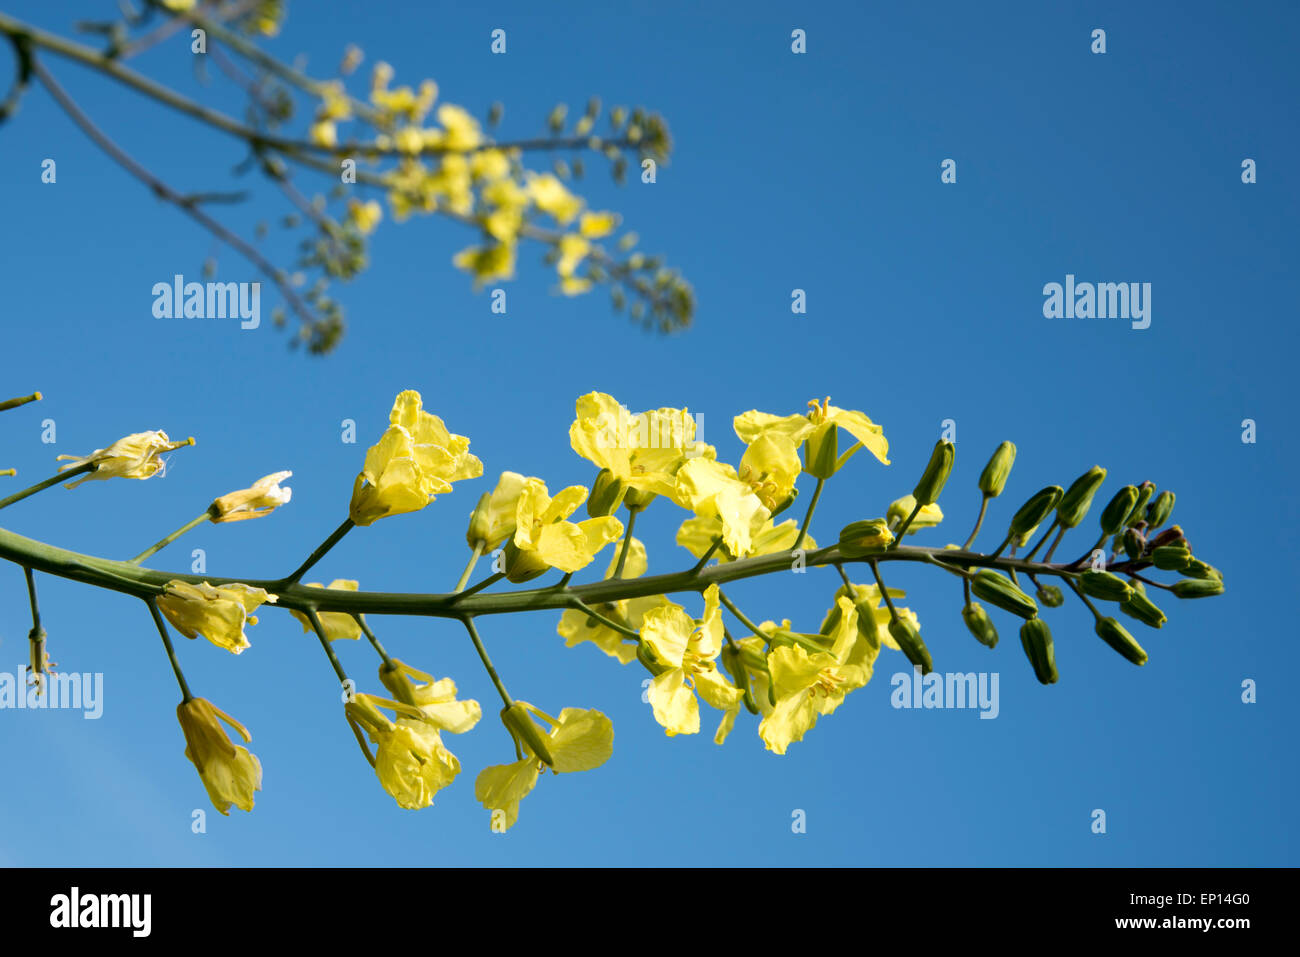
{"left": 0, "top": 463, "right": 93, "bottom": 511}
{"left": 716, "top": 589, "right": 767, "bottom": 641}
{"left": 613, "top": 508, "right": 639, "bottom": 578}
{"left": 890, "top": 501, "right": 923, "bottom": 546}
{"left": 456, "top": 571, "right": 505, "bottom": 600}
{"left": 869, "top": 560, "right": 901, "bottom": 622}
{"left": 1063, "top": 576, "right": 1105, "bottom": 621}
{"left": 1024, "top": 520, "right": 1060, "bottom": 562}
{"left": 281, "top": 517, "right": 354, "bottom": 586}
{"left": 1042, "top": 526, "right": 1067, "bottom": 563}
{"left": 454, "top": 540, "right": 486, "bottom": 592}
{"left": 0, "top": 392, "right": 41, "bottom": 413}
{"left": 305, "top": 607, "right": 350, "bottom": 686}
{"left": 24, "top": 565, "right": 41, "bottom": 634}
{"left": 146, "top": 598, "right": 193, "bottom": 702}
{"left": 793, "top": 477, "right": 824, "bottom": 552}
{"left": 569, "top": 597, "right": 639, "bottom": 639}
{"left": 692, "top": 536, "right": 723, "bottom": 573}
{"left": 963, "top": 494, "right": 991, "bottom": 551}
{"left": 461, "top": 616, "right": 512, "bottom": 709}
{"left": 355, "top": 615, "right": 394, "bottom": 670}
{"left": 128, "top": 510, "right": 211, "bottom": 565}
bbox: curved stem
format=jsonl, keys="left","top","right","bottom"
{"left": 569, "top": 598, "right": 639, "bottom": 639}
{"left": 716, "top": 589, "right": 767, "bottom": 641}
{"left": 280, "top": 518, "right": 354, "bottom": 586}
{"left": 793, "top": 477, "right": 824, "bottom": 552}
{"left": 0, "top": 463, "right": 93, "bottom": 511}
{"left": 962, "top": 494, "right": 991, "bottom": 551}
{"left": 454, "top": 540, "right": 486, "bottom": 592}
{"left": 612, "top": 508, "right": 639, "bottom": 579}
{"left": 147, "top": 598, "right": 193, "bottom": 702}
{"left": 461, "top": 616, "right": 512, "bottom": 709}
{"left": 305, "top": 607, "right": 349, "bottom": 685}
{"left": 129, "top": 510, "right": 211, "bottom": 564}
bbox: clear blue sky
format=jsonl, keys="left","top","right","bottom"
{"left": 0, "top": 0, "right": 1295, "bottom": 866}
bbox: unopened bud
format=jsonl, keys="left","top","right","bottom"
{"left": 466, "top": 492, "right": 494, "bottom": 546}
{"left": 838, "top": 519, "right": 894, "bottom": 557}
{"left": 1009, "top": 485, "right": 1063, "bottom": 545}
{"left": 1125, "top": 481, "right": 1156, "bottom": 527}
{"left": 1151, "top": 545, "right": 1192, "bottom": 571}
{"left": 1057, "top": 466, "right": 1107, "bottom": 529}
{"left": 1122, "top": 527, "right": 1146, "bottom": 561}
{"left": 1099, "top": 485, "right": 1139, "bottom": 536}
{"left": 1182, "top": 558, "right": 1221, "bottom": 581}
{"left": 1094, "top": 616, "right": 1148, "bottom": 666}
{"left": 802, "top": 421, "right": 838, "bottom": 480}
{"left": 1036, "top": 584, "right": 1065, "bottom": 608}
{"left": 1147, "top": 525, "right": 1185, "bottom": 550}
{"left": 587, "top": 468, "right": 627, "bottom": 518}
{"left": 970, "top": 570, "right": 1038, "bottom": 619}
{"left": 1019, "top": 617, "right": 1059, "bottom": 684}
{"left": 961, "top": 602, "right": 998, "bottom": 648}
{"left": 1120, "top": 587, "right": 1167, "bottom": 629}
{"left": 978, "top": 441, "right": 1016, "bottom": 497}
{"left": 1146, "top": 490, "right": 1175, "bottom": 529}
{"left": 912, "top": 439, "right": 954, "bottom": 506}
{"left": 501, "top": 703, "right": 554, "bottom": 766}
{"left": 888, "top": 617, "right": 932, "bottom": 675}
{"left": 1078, "top": 569, "right": 1133, "bottom": 603}
{"left": 1172, "top": 578, "right": 1224, "bottom": 599}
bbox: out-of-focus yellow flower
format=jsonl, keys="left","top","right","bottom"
{"left": 157, "top": 581, "right": 276, "bottom": 655}
{"left": 209, "top": 471, "right": 292, "bottom": 523}
{"left": 579, "top": 211, "right": 618, "bottom": 238}
{"left": 467, "top": 471, "right": 536, "bottom": 549}
{"left": 671, "top": 456, "right": 770, "bottom": 559}
{"left": 735, "top": 397, "right": 890, "bottom": 469}
{"left": 506, "top": 479, "right": 622, "bottom": 580}
{"left": 638, "top": 584, "right": 743, "bottom": 738}
{"left": 452, "top": 241, "right": 516, "bottom": 286}
{"left": 471, "top": 149, "right": 511, "bottom": 182}
{"left": 475, "top": 704, "right": 613, "bottom": 830}
{"left": 676, "top": 514, "right": 813, "bottom": 562}
{"left": 309, "top": 120, "right": 338, "bottom": 148}
{"left": 525, "top": 172, "right": 582, "bottom": 224}
{"left": 481, "top": 178, "right": 528, "bottom": 242}
{"left": 176, "top": 697, "right": 262, "bottom": 815}
{"left": 287, "top": 580, "right": 362, "bottom": 641}
{"left": 345, "top": 199, "right": 383, "bottom": 235}
{"left": 559, "top": 276, "right": 593, "bottom": 296}
{"left": 349, "top": 390, "right": 482, "bottom": 526}
{"left": 345, "top": 693, "right": 463, "bottom": 810}
{"left": 886, "top": 494, "right": 944, "bottom": 534}
{"left": 160, "top": 0, "right": 196, "bottom": 10}
{"left": 430, "top": 104, "right": 482, "bottom": 151}
{"left": 759, "top": 596, "right": 876, "bottom": 754}
{"left": 378, "top": 660, "right": 482, "bottom": 734}
{"left": 318, "top": 81, "right": 353, "bottom": 121}
{"left": 57, "top": 430, "right": 193, "bottom": 488}
{"left": 569, "top": 392, "right": 703, "bottom": 497}
{"left": 557, "top": 537, "right": 667, "bottom": 663}
{"left": 556, "top": 234, "right": 590, "bottom": 277}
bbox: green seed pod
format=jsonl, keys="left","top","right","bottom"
{"left": 1120, "top": 588, "right": 1167, "bottom": 629}
{"left": 888, "top": 617, "right": 933, "bottom": 675}
{"left": 1019, "top": 617, "right": 1059, "bottom": 685}
{"left": 978, "top": 441, "right": 1016, "bottom": 497}
{"left": 769, "top": 486, "right": 799, "bottom": 520}
{"left": 720, "top": 645, "right": 759, "bottom": 716}
{"left": 1009, "top": 485, "right": 1064, "bottom": 545}
{"left": 1151, "top": 545, "right": 1193, "bottom": 571}
{"left": 970, "top": 570, "right": 1038, "bottom": 619}
{"left": 1099, "top": 485, "right": 1139, "bottom": 536}
{"left": 913, "top": 439, "right": 955, "bottom": 506}
{"left": 1094, "top": 617, "right": 1148, "bottom": 666}
{"left": 1125, "top": 481, "right": 1156, "bottom": 527}
{"left": 1078, "top": 569, "right": 1134, "bottom": 603}
{"left": 623, "top": 486, "right": 657, "bottom": 510}
{"left": 802, "top": 422, "right": 839, "bottom": 479}
{"left": 501, "top": 703, "right": 554, "bottom": 766}
{"left": 586, "top": 468, "right": 627, "bottom": 518}
{"left": 1122, "top": 527, "right": 1147, "bottom": 561}
{"left": 838, "top": 518, "right": 894, "bottom": 557}
{"left": 1172, "top": 578, "right": 1224, "bottom": 599}
{"left": 1146, "top": 490, "right": 1175, "bottom": 529}
{"left": 1036, "top": 584, "right": 1065, "bottom": 608}
{"left": 1057, "top": 466, "right": 1107, "bottom": 529}
{"left": 961, "top": 602, "right": 999, "bottom": 649}
{"left": 1183, "top": 559, "right": 1222, "bottom": 581}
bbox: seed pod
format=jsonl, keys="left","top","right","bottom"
{"left": 501, "top": 704, "right": 554, "bottom": 766}
{"left": 769, "top": 486, "right": 799, "bottom": 520}
{"left": 587, "top": 468, "right": 627, "bottom": 518}
{"left": 1120, "top": 588, "right": 1167, "bottom": 629}
{"left": 961, "top": 602, "right": 999, "bottom": 648}
{"left": 1146, "top": 490, "right": 1175, "bottom": 529}
{"left": 1099, "top": 485, "right": 1139, "bottom": 536}
{"left": 802, "top": 422, "right": 838, "bottom": 479}
{"left": 1122, "top": 527, "right": 1146, "bottom": 561}
{"left": 1036, "top": 584, "right": 1065, "bottom": 608}
{"left": 970, "top": 570, "right": 1038, "bottom": 619}
{"left": 1151, "top": 545, "right": 1192, "bottom": 571}
{"left": 1182, "top": 559, "right": 1222, "bottom": 581}
{"left": 888, "top": 617, "right": 933, "bottom": 675}
{"left": 838, "top": 519, "right": 894, "bottom": 557}
{"left": 720, "top": 645, "right": 759, "bottom": 715}
{"left": 1078, "top": 569, "right": 1134, "bottom": 602}
{"left": 1094, "top": 617, "right": 1148, "bottom": 666}
{"left": 1057, "top": 466, "right": 1107, "bottom": 529}
{"left": 1172, "top": 578, "right": 1224, "bottom": 599}
{"left": 978, "top": 441, "right": 1016, "bottom": 497}
{"left": 1019, "top": 617, "right": 1059, "bottom": 685}
{"left": 1009, "top": 485, "right": 1063, "bottom": 545}
{"left": 913, "top": 439, "right": 955, "bottom": 506}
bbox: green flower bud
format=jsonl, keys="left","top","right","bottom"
{"left": 961, "top": 602, "right": 999, "bottom": 649}
{"left": 1099, "top": 485, "right": 1139, "bottom": 536}
{"left": 502, "top": 539, "right": 549, "bottom": 583}
{"left": 1036, "top": 584, "right": 1065, "bottom": 608}
{"left": 1183, "top": 559, "right": 1222, "bottom": 581}
{"left": 802, "top": 421, "right": 838, "bottom": 480}
{"left": 466, "top": 491, "right": 495, "bottom": 546}
{"left": 1148, "top": 525, "right": 1185, "bottom": 550}
{"left": 1078, "top": 569, "right": 1134, "bottom": 602}
{"left": 636, "top": 637, "right": 670, "bottom": 676}
{"left": 1146, "top": 490, "right": 1175, "bottom": 529}
{"left": 769, "top": 486, "right": 799, "bottom": 520}
{"left": 1094, "top": 617, "right": 1148, "bottom": 666}
{"left": 623, "top": 486, "right": 657, "bottom": 510}
{"left": 838, "top": 519, "right": 894, "bottom": 557}
{"left": 1151, "top": 545, "right": 1192, "bottom": 571}
{"left": 586, "top": 468, "right": 627, "bottom": 518}
{"left": 1019, "top": 617, "right": 1059, "bottom": 685}
{"left": 1009, "top": 485, "right": 1063, "bottom": 545}
{"left": 1120, "top": 588, "right": 1167, "bottom": 629}
{"left": 501, "top": 703, "right": 554, "bottom": 766}
{"left": 1172, "top": 578, "right": 1224, "bottom": 599}
{"left": 970, "top": 570, "right": 1038, "bottom": 619}
{"left": 1125, "top": 481, "right": 1156, "bottom": 527}
{"left": 1122, "top": 527, "right": 1146, "bottom": 561}
{"left": 888, "top": 617, "right": 932, "bottom": 675}
{"left": 978, "top": 441, "right": 1016, "bottom": 497}
{"left": 912, "top": 439, "right": 955, "bottom": 506}
{"left": 1057, "top": 466, "right": 1107, "bottom": 529}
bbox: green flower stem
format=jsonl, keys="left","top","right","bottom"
{"left": 24, "top": 565, "right": 41, "bottom": 634}
{"left": 691, "top": 536, "right": 724, "bottom": 573}
{"left": 128, "top": 510, "right": 211, "bottom": 565}
{"left": 456, "top": 571, "right": 505, "bottom": 599}
{"left": 0, "top": 463, "right": 93, "bottom": 511}
{"left": 1042, "top": 526, "right": 1068, "bottom": 563}
{"left": 834, "top": 562, "right": 854, "bottom": 591}
{"left": 1023, "top": 519, "right": 1060, "bottom": 562}
{"left": 280, "top": 517, "right": 354, "bottom": 586}
{"left": 869, "top": 560, "right": 901, "bottom": 622}
{"left": 305, "top": 607, "right": 350, "bottom": 686}
{"left": 612, "top": 507, "right": 639, "bottom": 579}
{"left": 146, "top": 598, "right": 193, "bottom": 702}
{"left": 793, "top": 477, "right": 824, "bottom": 552}
{"left": 1063, "top": 576, "right": 1104, "bottom": 621}
{"left": 569, "top": 598, "right": 639, "bottom": 639}
{"left": 890, "top": 501, "right": 923, "bottom": 547}
{"left": 0, "top": 392, "right": 41, "bottom": 413}
{"left": 962, "top": 493, "right": 991, "bottom": 551}
{"left": 716, "top": 588, "right": 767, "bottom": 641}
{"left": 461, "top": 616, "right": 512, "bottom": 709}
{"left": 990, "top": 532, "right": 1014, "bottom": 560}
{"left": 454, "top": 540, "right": 486, "bottom": 593}
{"left": 355, "top": 615, "right": 394, "bottom": 670}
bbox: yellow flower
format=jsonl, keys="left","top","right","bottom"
{"left": 820, "top": 582, "right": 921, "bottom": 653}
{"left": 475, "top": 704, "right": 613, "bottom": 830}
{"left": 346, "top": 199, "right": 383, "bottom": 235}
{"left": 349, "top": 390, "right": 482, "bottom": 526}
{"left": 209, "top": 470, "right": 292, "bottom": 523}
{"left": 506, "top": 479, "right": 622, "bottom": 580}
{"left": 579, "top": 210, "right": 618, "bottom": 238}
{"left": 157, "top": 581, "right": 276, "bottom": 655}
{"left": 57, "top": 430, "right": 193, "bottom": 488}
{"left": 759, "top": 596, "right": 877, "bottom": 754}
{"left": 287, "top": 580, "right": 362, "bottom": 641}
{"left": 378, "top": 660, "right": 483, "bottom": 734}
{"left": 346, "top": 693, "right": 464, "bottom": 810}
{"left": 638, "top": 584, "right": 743, "bottom": 738}
{"left": 671, "top": 456, "right": 770, "bottom": 558}
{"left": 569, "top": 392, "right": 703, "bottom": 497}
{"left": 525, "top": 172, "right": 582, "bottom": 224}
{"left": 886, "top": 494, "right": 944, "bottom": 535}
{"left": 557, "top": 537, "right": 667, "bottom": 663}
{"left": 677, "top": 514, "right": 813, "bottom": 562}
{"left": 160, "top": 0, "right": 197, "bottom": 10}
{"left": 471, "top": 149, "right": 512, "bottom": 182}
{"left": 319, "top": 81, "right": 353, "bottom": 121}
{"left": 309, "top": 119, "right": 338, "bottom": 148}
{"left": 452, "top": 241, "right": 517, "bottom": 286}
{"left": 735, "top": 397, "right": 890, "bottom": 470}
{"left": 176, "top": 697, "right": 262, "bottom": 815}
{"left": 559, "top": 276, "right": 593, "bottom": 296}
{"left": 432, "top": 104, "right": 482, "bottom": 151}
{"left": 467, "top": 471, "right": 536, "bottom": 549}
{"left": 556, "top": 234, "right": 590, "bottom": 277}
{"left": 738, "top": 432, "right": 801, "bottom": 512}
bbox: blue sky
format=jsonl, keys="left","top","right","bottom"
{"left": 0, "top": 0, "right": 1295, "bottom": 865}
